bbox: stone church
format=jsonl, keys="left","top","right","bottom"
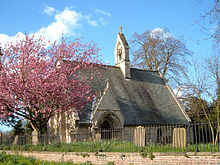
{"left": 48, "top": 29, "right": 191, "bottom": 143}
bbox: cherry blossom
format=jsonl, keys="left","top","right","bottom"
{"left": 0, "top": 34, "right": 102, "bottom": 134}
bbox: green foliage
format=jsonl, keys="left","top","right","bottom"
{"left": 23, "top": 121, "right": 34, "bottom": 135}
{"left": 140, "top": 152, "right": 148, "bottom": 158}
{"left": 0, "top": 152, "right": 95, "bottom": 165}
{"left": 75, "top": 153, "right": 90, "bottom": 157}
{"left": 140, "top": 152, "right": 155, "bottom": 160}
{"left": 8, "top": 156, "right": 19, "bottom": 164}
{"left": 26, "top": 156, "right": 36, "bottom": 164}
{"left": 1, "top": 139, "right": 220, "bottom": 152}
{"left": 185, "top": 97, "right": 214, "bottom": 123}
{"left": 0, "top": 152, "right": 6, "bottom": 162}
{"left": 12, "top": 120, "right": 25, "bottom": 136}
{"left": 78, "top": 161, "right": 93, "bottom": 165}
{"left": 95, "top": 153, "right": 106, "bottom": 157}
{"left": 106, "top": 161, "right": 115, "bottom": 165}
{"left": 0, "top": 152, "right": 38, "bottom": 165}
{"left": 148, "top": 153, "right": 155, "bottom": 160}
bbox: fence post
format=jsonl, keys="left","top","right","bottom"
{"left": 195, "top": 124, "right": 199, "bottom": 152}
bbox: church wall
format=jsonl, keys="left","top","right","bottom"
{"left": 48, "top": 119, "right": 192, "bottom": 146}
{"left": 69, "top": 126, "right": 91, "bottom": 142}
{"left": 48, "top": 110, "right": 191, "bottom": 145}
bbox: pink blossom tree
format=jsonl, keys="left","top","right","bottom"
{"left": 0, "top": 34, "right": 102, "bottom": 136}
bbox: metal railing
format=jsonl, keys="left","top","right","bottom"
{"left": 0, "top": 122, "right": 220, "bottom": 152}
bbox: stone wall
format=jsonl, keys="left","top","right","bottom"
{"left": 3, "top": 151, "right": 220, "bottom": 165}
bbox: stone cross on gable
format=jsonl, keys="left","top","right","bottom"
{"left": 120, "top": 26, "right": 122, "bottom": 34}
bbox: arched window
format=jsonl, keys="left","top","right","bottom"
{"left": 117, "top": 43, "right": 122, "bottom": 62}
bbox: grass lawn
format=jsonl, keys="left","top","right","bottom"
{"left": 0, "top": 139, "right": 219, "bottom": 152}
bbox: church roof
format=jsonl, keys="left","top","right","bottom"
{"left": 78, "top": 65, "right": 190, "bottom": 125}
{"left": 118, "top": 33, "right": 129, "bottom": 47}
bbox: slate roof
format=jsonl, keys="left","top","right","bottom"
{"left": 79, "top": 65, "right": 190, "bottom": 125}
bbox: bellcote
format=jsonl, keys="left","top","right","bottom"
{"left": 114, "top": 27, "right": 131, "bottom": 79}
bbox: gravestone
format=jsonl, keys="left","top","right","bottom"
{"left": 0, "top": 133, "right": 2, "bottom": 144}
{"left": 95, "top": 132, "right": 101, "bottom": 141}
{"left": 32, "top": 130, "right": 39, "bottom": 145}
{"left": 134, "top": 126, "right": 145, "bottom": 147}
{"left": 13, "top": 135, "right": 19, "bottom": 145}
{"left": 172, "top": 128, "right": 186, "bottom": 148}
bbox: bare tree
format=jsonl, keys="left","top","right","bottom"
{"left": 130, "top": 29, "right": 191, "bottom": 87}
{"left": 205, "top": 0, "right": 219, "bottom": 44}
{"left": 197, "top": 0, "right": 220, "bottom": 44}
{"left": 185, "top": 52, "right": 220, "bottom": 145}
{"left": 185, "top": 96, "right": 210, "bottom": 123}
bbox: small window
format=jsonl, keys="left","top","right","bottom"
{"left": 119, "top": 53, "right": 121, "bottom": 60}
{"left": 118, "top": 48, "right": 122, "bottom": 61}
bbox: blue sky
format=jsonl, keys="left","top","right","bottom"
{"left": 0, "top": 0, "right": 215, "bottom": 64}
{"left": 0, "top": 0, "right": 216, "bottom": 131}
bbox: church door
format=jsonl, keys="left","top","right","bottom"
{"left": 101, "top": 121, "right": 112, "bottom": 139}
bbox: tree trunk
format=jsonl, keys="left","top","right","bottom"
{"left": 29, "top": 120, "right": 48, "bottom": 145}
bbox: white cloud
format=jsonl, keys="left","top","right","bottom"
{"left": 151, "top": 28, "right": 164, "bottom": 34}
{"left": 94, "top": 8, "right": 111, "bottom": 17}
{"left": 150, "top": 28, "right": 171, "bottom": 38}
{"left": 85, "top": 15, "right": 98, "bottom": 26}
{"left": 0, "top": 32, "right": 25, "bottom": 48}
{"left": 44, "top": 6, "right": 55, "bottom": 16}
{"left": 90, "top": 8, "right": 111, "bottom": 26}
{"left": 0, "top": 8, "right": 83, "bottom": 47}
{"left": 99, "top": 17, "right": 108, "bottom": 26}
{"left": 0, "top": 7, "right": 110, "bottom": 47}
{"left": 36, "top": 8, "right": 83, "bottom": 42}
{"left": 173, "top": 86, "right": 188, "bottom": 98}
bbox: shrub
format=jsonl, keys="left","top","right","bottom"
{"left": 148, "top": 152, "right": 155, "bottom": 160}
{"left": 106, "top": 161, "right": 115, "bottom": 165}
{"left": 79, "top": 161, "right": 93, "bottom": 165}
{"left": 140, "top": 152, "right": 148, "bottom": 158}
{"left": 76, "top": 153, "right": 90, "bottom": 157}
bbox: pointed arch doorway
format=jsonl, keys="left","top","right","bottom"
{"left": 101, "top": 120, "right": 112, "bottom": 139}
{"left": 94, "top": 112, "right": 124, "bottom": 140}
